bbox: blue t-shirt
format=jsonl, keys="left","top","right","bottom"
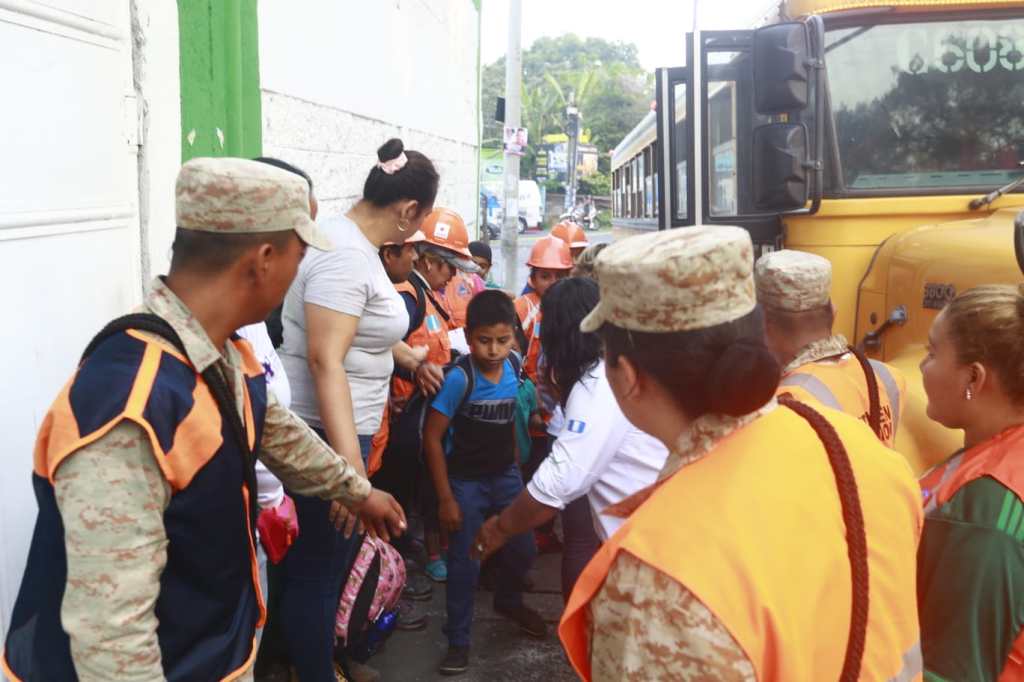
{"left": 431, "top": 356, "right": 519, "bottom": 478}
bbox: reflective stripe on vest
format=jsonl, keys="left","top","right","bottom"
{"left": 780, "top": 356, "right": 902, "bottom": 446}
{"left": 559, "top": 406, "right": 922, "bottom": 682}
{"left": 779, "top": 372, "right": 843, "bottom": 410}
{"left": 890, "top": 641, "right": 923, "bottom": 682}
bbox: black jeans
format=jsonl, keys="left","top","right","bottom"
{"left": 560, "top": 496, "right": 601, "bottom": 603}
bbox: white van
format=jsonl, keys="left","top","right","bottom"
{"left": 518, "top": 180, "right": 543, "bottom": 232}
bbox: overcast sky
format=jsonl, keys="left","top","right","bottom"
{"left": 480, "top": 0, "right": 778, "bottom": 71}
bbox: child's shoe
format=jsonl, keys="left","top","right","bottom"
{"left": 425, "top": 557, "right": 448, "bottom": 582}
{"left": 438, "top": 645, "right": 470, "bottom": 676}
{"left": 494, "top": 603, "right": 547, "bottom": 639}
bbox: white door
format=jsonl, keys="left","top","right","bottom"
{"left": 0, "top": 0, "right": 141, "bottom": 643}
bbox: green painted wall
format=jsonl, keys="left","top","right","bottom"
{"left": 178, "top": 0, "right": 262, "bottom": 161}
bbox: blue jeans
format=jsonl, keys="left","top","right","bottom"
{"left": 444, "top": 465, "right": 536, "bottom": 647}
{"left": 281, "top": 432, "right": 372, "bottom": 682}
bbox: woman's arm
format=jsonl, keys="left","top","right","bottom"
{"left": 304, "top": 302, "right": 366, "bottom": 479}
{"left": 392, "top": 340, "right": 444, "bottom": 394}
{"left": 473, "top": 489, "right": 557, "bottom": 560}
{"left": 393, "top": 340, "right": 425, "bottom": 372}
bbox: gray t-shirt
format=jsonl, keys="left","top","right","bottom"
{"left": 280, "top": 214, "right": 409, "bottom": 434}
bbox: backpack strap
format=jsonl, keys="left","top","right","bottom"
{"left": 451, "top": 353, "right": 477, "bottom": 417}
{"left": 404, "top": 284, "right": 428, "bottom": 339}
{"left": 82, "top": 313, "right": 260, "bottom": 535}
{"left": 410, "top": 272, "right": 450, "bottom": 324}
{"left": 509, "top": 350, "right": 524, "bottom": 386}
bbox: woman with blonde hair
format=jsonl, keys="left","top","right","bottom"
{"left": 918, "top": 283, "right": 1024, "bottom": 681}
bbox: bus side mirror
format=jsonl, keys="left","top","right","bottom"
{"left": 752, "top": 22, "right": 811, "bottom": 114}
{"left": 753, "top": 123, "right": 809, "bottom": 211}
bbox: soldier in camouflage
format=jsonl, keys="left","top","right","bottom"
{"left": 2, "top": 157, "right": 406, "bottom": 682}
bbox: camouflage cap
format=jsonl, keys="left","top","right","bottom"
{"left": 175, "top": 157, "right": 332, "bottom": 251}
{"left": 754, "top": 249, "right": 831, "bottom": 312}
{"left": 580, "top": 225, "right": 756, "bottom": 333}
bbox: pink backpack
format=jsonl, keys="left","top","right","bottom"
{"left": 335, "top": 535, "right": 406, "bottom": 644}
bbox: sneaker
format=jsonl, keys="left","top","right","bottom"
{"left": 345, "top": 660, "right": 381, "bottom": 682}
{"left": 494, "top": 604, "right": 547, "bottom": 639}
{"left": 402, "top": 573, "right": 433, "bottom": 601}
{"left": 534, "top": 529, "right": 562, "bottom": 555}
{"left": 425, "top": 558, "right": 448, "bottom": 582}
{"left": 438, "top": 645, "right": 470, "bottom": 676}
{"left": 395, "top": 597, "right": 428, "bottom": 631}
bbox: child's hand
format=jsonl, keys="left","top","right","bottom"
{"left": 438, "top": 496, "right": 463, "bottom": 533}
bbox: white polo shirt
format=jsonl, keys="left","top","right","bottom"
{"left": 237, "top": 322, "right": 289, "bottom": 510}
{"left": 526, "top": 360, "right": 669, "bottom": 539}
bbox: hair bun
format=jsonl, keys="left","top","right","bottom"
{"left": 378, "top": 138, "right": 405, "bottom": 163}
{"left": 706, "top": 339, "right": 781, "bottom": 417}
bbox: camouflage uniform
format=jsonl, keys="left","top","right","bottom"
{"left": 754, "top": 249, "right": 847, "bottom": 375}
{"left": 783, "top": 333, "right": 852, "bottom": 375}
{"left": 574, "top": 226, "right": 764, "bottom": 680}
{"left": 589, "top": 404, "right": 778, "bottom": 681}
{"left": 52, "top": 159, "right": 365, "bottom": 681}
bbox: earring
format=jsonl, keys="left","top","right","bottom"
{"left": 396, "top": 219, "right": 409, "bottom": 233}
{"left": 966, "top": 388, "right": 973, "bottom": 401}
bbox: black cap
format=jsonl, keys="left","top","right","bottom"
{"left": 469, "top": 241, "right": 492, "bottom": 263}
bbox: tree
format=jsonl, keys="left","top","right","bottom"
{"left": 482, "top": 34, "right": 653, "bottom": 195}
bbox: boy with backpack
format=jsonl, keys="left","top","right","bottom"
{"left": 422, "top": 290, "right": 544, "bottom": 675}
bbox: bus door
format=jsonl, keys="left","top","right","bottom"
{"left": 656, "top": 21, "right": 827, "bottom": 257}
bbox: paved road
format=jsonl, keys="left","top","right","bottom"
{"left": 372, "top": 552, "right": 577, "bottom": 682}
{"left": 489, "top": 229, "right": 613, "bottom": 294}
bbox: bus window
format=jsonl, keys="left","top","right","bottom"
{"left": 703, "top": 45, "right": 768, "bottom": 217}
{"left": 826, "top": 15, "right": 1024, "bottom": 192}
{"left": 708, "top": 78, "right": 738, "bottom": 216}
{"left": 672, "top": 82, "right": 688, "bottom": 221}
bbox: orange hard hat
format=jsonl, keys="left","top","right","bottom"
{"left": 550, "top": 221, "right": 590, "bottom": 249}
{"left": 526, "top": 235, "right": 573, "bottom": 270}
{"left": 383, "top": 229, "right": 426, "bottom": 247}
{"left": 420, "top": 208, "right": 472, "bottom": 258}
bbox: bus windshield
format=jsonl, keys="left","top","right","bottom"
{"left": 825, "top": 16, "right": 1024, "bottom": 191}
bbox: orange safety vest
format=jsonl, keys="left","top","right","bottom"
{"left": 392, "top": 277, "right": 452, "bottom": 407}
{"left": 919, "top": 425, "right": 1024, "bottom": 680}
{"left": 514, "top": 292, "right": 542, "bottom": 384}
{"left": 778, "top": 352, "right": 906, "bottom": 447}
{"left": 560, "top": 404, "right": 923, "bottom": 682}
{"left": 367, "top": 277, "right": 452, "bottom": 475}
{"left": 444, "top": 272, "right": 479, "bottom": 330}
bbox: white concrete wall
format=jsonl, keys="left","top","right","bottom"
{"left": 0, "top": 0, "right": 179, "bottom": 645}
{"left": 258, "top": 0, "right": 481, "bottom": 227}
{"left": 132, "top": 0, "right": 182, "bottom": 282}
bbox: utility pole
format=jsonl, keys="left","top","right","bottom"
{"left": 564, "top": 94, "right": 580, "bottom": 211}
{"left": 501, "top": 0, "right": 522, "bottom": 291}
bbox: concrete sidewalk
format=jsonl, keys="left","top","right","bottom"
{"left": 371, "top": 552, "right": 577, "bottom": 682}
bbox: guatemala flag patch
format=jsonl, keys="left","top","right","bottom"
{"left": 426, "top": 314, "right": 441, "bottom": 332}
{"left": 567, "top": 420, "right": 586, "bottom": 434}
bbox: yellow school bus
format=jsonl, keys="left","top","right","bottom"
{"left": 612, "top": 0, "right": 1024, "bottom": 471}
